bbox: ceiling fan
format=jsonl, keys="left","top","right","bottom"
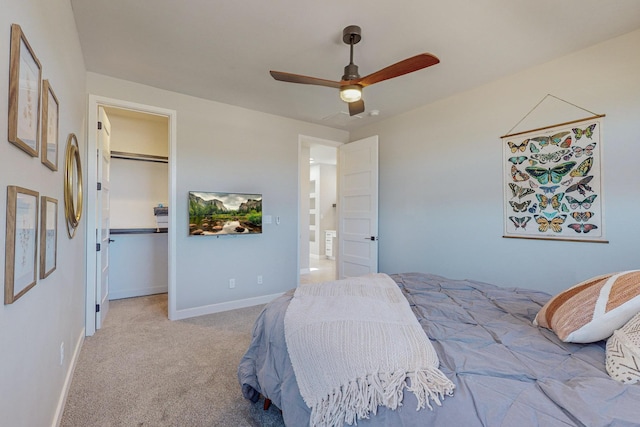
{"left": 270, "top": 25, "right": 440, "bottom": 116}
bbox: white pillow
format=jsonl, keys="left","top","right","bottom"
{"left": 606, "top": 311, "right": 640, "bottom": 384}
{"left": 534, "top": 270, "right": 640, "bottom": 343}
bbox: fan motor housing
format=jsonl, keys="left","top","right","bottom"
{"left": 342, "top": 25, "right": 361, "bottom": 45}
{"left": 342, "top": 63, "right": 360, "bottom": 81}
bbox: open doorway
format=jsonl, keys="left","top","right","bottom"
{"left": 86, "top": 95, "right": 177, "bottom": 336}
{"left": 299, "top": 136, "right": 340, "bottom": 285}
{"left": 103, "top": 107, "right": 169, "bottom": 299}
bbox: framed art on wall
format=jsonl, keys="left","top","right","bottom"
{"left": 4, "top": 186, "right": 39, "bottom": 304}
{"left": 40, "top": 196, "right": 57, "bottom": 279}
{"left": 502, "top": 116, "right": 607, "bottom": 243}
{"left": 8, "top": 24, "right": 42, "bottom": 157}
{"left": 41, "top": 80, "right": 59, "bottom": 171}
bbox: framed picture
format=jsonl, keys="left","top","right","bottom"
{"left": 8, "top": 24, "right": 42, "bottom": 157}
{"left": 502, "top": 116, "right": 607, "bottom": 243}
{"left": 41, "top": 80, "right": 59, "bottom": 171}
{"left": 188, "top": 191, "right": 262, "bottom": 235}
{"left": 4, "top": 186, "right": 39, "bottom": 304}
{"left": 39, "top": 196, "right": 57, "bottom": 279}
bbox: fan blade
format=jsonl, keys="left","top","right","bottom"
{"left": 348, "top": 99, "right": 365, "bottom": 116}
{"left": 270, "top": 71, "right": 341, "bottom": 89}
{"left": 355, "top": 53, "right": 440, "bottom": 87}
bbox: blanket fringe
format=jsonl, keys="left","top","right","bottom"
{"left": 310, "top": 368, "right": 455, "bottom": 427}
{"left": 407, "top": 368, "right": 455, "bottom": 411}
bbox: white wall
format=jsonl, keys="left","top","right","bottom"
{"left": 0, "top": 1, "right": 87, "bottom": 426}
{"left": 104, "top": 108, "right": 169, "bottom": 156}
{"left": 318, "top": 163, "right": 337, "bottom": 256}
{"left": 106, "top": 110, "right": 169, "bottom": 229}
{"left": 109, "top": 233, "right": 168, "bottom": 299}
{"left": 298, "top": 143, "right": 311, "bottom": 273}
{"left": 309, "top": 164, "right": 320, "bottom": 256}
{"left": 86, "top": 72, "right": 349, "bottom": 312}
{"left": 110, "top": 159, "right": 169, "bottom": 228}
{"left": 351, "top": 29, "right": 640, "bottom": 295}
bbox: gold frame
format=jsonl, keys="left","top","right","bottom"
{"left": 64, "top": 134, "right": 83, "bottom": 238}
{"left": 5, "top": 186, "right": 39, "bottom": 304}
{"left": 8, "top": 23, "right": 42, "bottom": 157}
{"left": 41, "top": 80, "right": 59, "bottom": 171}
{"left": 39, "top": 196, "right": 58, "bottom": 279}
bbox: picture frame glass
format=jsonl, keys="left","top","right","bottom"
{"left": 43, "top": 198, "right": 57, "bottom": 274}
{"left": 13, "top": 191, "right": 38, "bottom": 295}
{"left": 42, "top": 81, "right": 59, "bottom": 170}
{"left": 17, "top": 40, "right": 40, "bottom": 151}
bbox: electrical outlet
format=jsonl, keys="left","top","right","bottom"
{"left": 257, "top": 275, "right": 263, "bottom": 285}
{"left": 59, "top": 342, "right": 64, "bottom": 366}
{"left": 229, "top": 278, "right": 236, "bottom": 289}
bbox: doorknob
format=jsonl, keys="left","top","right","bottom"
{"left": 364, "top": 236, "right": 378, "bottom": 241}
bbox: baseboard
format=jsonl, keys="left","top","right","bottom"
{"left": 171, "top": 293, "right": 284, "bottom": 320}
{"left": 52, "top": 327, "right": 85, "bottom": 427}
{"left": 109, "top": 286, "right": 168, "bottom": 300}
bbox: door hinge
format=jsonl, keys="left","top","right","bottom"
{"left": 96, "top": 243, "right": 101, "bottom": 251}
{"left": 97, "top": 182, "right": 102, "bottom": 191}
{"left": 96, "top": 304, "right": 101, "bottom": 313}
{"left": 98, "top": 121, "right": 102, "bottom": 130}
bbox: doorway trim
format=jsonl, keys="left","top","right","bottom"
{"left": 297, "top": 134, "right": 342, "bottom": 285}
{"left": 85, "top": 95, "right": 178, "bottom": 335}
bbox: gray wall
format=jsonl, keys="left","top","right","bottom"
{"left": 86, "top": 72, "right": 350, "bottom": 314}
{"left": 0, "top": 0, "right": 87, "bottom": 425}
{"left": 351, "top": 29, "right": 640, "bottom": 294}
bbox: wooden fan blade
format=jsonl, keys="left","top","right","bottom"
{"left": 355, "top": 53, "right": 440, "bottom": 87}
{"left": 270, "top": 71, "right": 341, "bottom": 89}
{"left": 348, "top": 99, "right": 365, "bottom": 116}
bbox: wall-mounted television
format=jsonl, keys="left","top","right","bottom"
{"left": 188, "top": 191, "right": 262, "bottom": 236}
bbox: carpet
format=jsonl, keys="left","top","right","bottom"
{"left": 60, "top": 294, "right": 285, "bottom": 427}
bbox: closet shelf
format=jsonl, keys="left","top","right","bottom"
{"left": 110, "top": 228, "right": 168, "bottom": 235}
{"left": 111, "top": 150, "right": 168, "bottom": 163}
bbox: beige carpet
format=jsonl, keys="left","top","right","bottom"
{"left": 60, "top": 294, "right": 285, "bottom": 427}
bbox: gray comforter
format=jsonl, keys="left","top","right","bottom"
{"left": 238, "top": 273, "right": 640, "bottom": 426}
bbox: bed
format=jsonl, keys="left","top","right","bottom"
{"left": 238, "top": 272, "right": 640, "bottom": 426}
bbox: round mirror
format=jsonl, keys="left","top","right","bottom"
{"left": 64, "top": 133, "right": 83, "bottom": 238}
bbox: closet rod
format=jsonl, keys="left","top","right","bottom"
{"left": 110, "top": 150, "right": 168, "bottom": 164}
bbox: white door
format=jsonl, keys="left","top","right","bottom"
{"left": 337, "top": 135, "right": 379, "bottom": 278}
{"left": 95, "top": 107, "right": 111, "bottom": 329}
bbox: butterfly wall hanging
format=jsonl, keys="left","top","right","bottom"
{"left": 502, "top": 117, "right": 605, "bottom": 242}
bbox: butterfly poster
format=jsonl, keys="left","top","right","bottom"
{"left": 502, "top": 117, "right": 606, "bottom": 242}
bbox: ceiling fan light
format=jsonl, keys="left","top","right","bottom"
{"left": 340, "top": 85, "right": 362, "bottom": 103}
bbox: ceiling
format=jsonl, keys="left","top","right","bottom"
{"left": 70, "top": 1, "right": 640, "bottom": 131}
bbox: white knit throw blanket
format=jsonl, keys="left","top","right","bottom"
{"left": 284, "top": 273, "right": 455, "bottom": 427}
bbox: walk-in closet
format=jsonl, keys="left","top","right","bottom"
{"left": 105, "top": 107, "right": 169, "bottom": 299}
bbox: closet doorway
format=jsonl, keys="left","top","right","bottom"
{"left": 299, "top": 136, "right": 340, "bottom": 285}
{"left": 104, "top": 107, "right": 169, "bottom": 299}
{"left": 86, "top": 95, "right": 177, "bottom": 336}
